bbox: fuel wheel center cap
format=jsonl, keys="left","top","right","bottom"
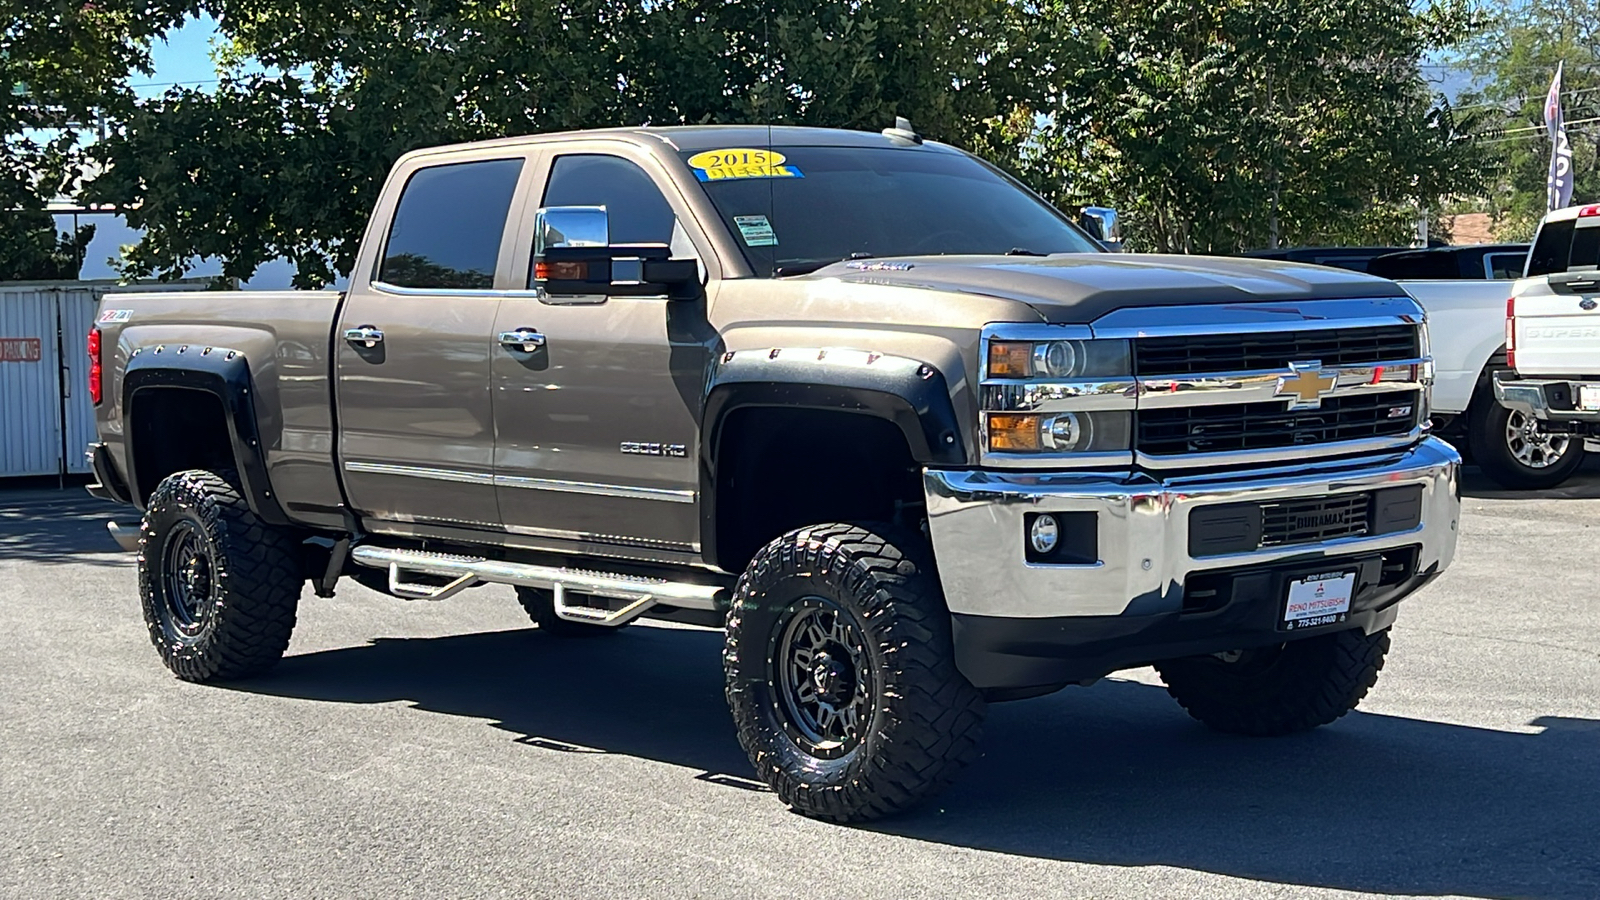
{"left": 811, "top": 653, "right": 854, "bottom": 705}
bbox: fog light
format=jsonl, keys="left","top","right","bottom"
{"left": 1029, "top": 514, "right": 1060, "bottom": 554}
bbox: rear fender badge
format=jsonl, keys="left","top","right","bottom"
{"left": 620, "top": 442, "right": 688, "bottom": 457}
{"left": 97, "top": 309, "right": 133, "bottom": 323}
{"left": 1580, "top": 299, "right": 1597, "bottom": 311}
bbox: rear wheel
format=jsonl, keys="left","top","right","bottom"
{"left": 1155, "top": 628, "right": 1390, "bottom": 736}
{"left": 1471, "top": 400, "right": 1584, "bottom": 490}
{"left": 138, "top": 470, "right": 303, "bottom": 682}
{"left": 724, "top": 523, "right": 985, "bottom": 822}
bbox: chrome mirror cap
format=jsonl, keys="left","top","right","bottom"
{"left": 536, "top": 206, "right": 610, "bottom": 252}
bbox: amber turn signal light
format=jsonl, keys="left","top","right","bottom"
{"left": 535, "top": 261, "right": 588, "bottom": 280}
{"left": 987, "top": 413, "right": 1041, "bottom": 451}
{"left": 987, "top": 341, "right": 1034, "bottom": 378}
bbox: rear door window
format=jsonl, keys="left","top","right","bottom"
{"left": 1527, "top": 219, "right": 1576, "bottom": 276}
{"left": 379, "top": 158, "right": 525, "bottom": 289}
{"left": 1484, "top": 252, "right": 1526, "bottom": 279}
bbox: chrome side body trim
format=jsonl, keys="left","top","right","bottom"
{"left": 343, "top": 462, "right": 695, "bottom": 503}
{"left": 924, "top": 438, "right": 1460, "bottom": 618}
{"left": 345, "top": 461, "right": 494, "bottom": 486}
{"left": 349, "top": 545, "right": 723, "bottom": 610}
{"left": 495, "top": 474, "right": 696, "bottom": 503}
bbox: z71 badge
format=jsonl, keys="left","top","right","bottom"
{"left": 620, "top": 441, "right": 688, "bottom": 457}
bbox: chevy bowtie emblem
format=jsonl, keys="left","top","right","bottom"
{"left": 1277, "top": 361, "right": 1338, "bottom": 410}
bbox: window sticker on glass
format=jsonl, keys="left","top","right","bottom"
{"left": 733, "top": 215, "right": 779, "bottom": 247}
{"left": 687, "top": 148, "right": 804, "bottom": 182}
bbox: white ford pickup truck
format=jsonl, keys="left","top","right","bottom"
{"left": 1495, "top": 205, "right": 1600, "bottom": 459}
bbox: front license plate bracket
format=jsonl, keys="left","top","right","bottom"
{"left": 1281, "top": 570, "right": 1356, "bottom": 631}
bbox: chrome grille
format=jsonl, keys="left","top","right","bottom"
{"left": 1136, "top": 392, "right": 1419, "bottom": 456}
{"left": 1133, "top": 325, "right": 1419, "bottom": 376}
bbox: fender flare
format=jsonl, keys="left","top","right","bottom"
{"left": 699, "top": 348, "right": 967, "bottom": 568}
{"left": 121, "top": 347, "right": 289, "bottom": 526}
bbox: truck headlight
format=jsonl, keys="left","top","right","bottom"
{"left": 987, "top": 339, "right": 1130, "bottom": 379}
{"left": 985, "top": 411, "right": 1132, "bottom": 453}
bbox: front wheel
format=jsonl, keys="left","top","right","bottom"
{"left": 1155, "top": 628, "right": 1391, "bottom": 736}
{"left": 723, "top": 523, "right": 985, "bottom": 823}
{"left": 138, "top": 470, "right": 303, "bottom": 682}
{"left": 1470, "top": 400, "right": 1585, "bottom": 490}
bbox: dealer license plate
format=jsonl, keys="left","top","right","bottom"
{"left": 1579, "top": 384, "right": 1600, "bottom": 412}
{"left": 1282, "top": 571, "right": 1355, "bottom": 631}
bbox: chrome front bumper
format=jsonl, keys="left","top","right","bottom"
{"left": 924, "top": 438, "right": 1460, "bottom": 619}
{"left": 1493, "top": 373, "right": 1600, "bottom": 423}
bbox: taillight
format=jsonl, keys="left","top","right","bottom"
{"left": 1580, "top": 204, "right": 1600, "bottom": 217}
{"left": 1504, "top": 297, "right": 1516, "bottom": 370}
{"left": 87, "top": 326, "right": 103, "bottom": 406}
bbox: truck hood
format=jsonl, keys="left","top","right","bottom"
{"left": 809, "top": 252, "right": 1406, "bottom": 324}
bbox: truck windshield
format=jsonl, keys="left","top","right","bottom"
{"left": 682, "top": 145, "right": 1102, "bottom": 277}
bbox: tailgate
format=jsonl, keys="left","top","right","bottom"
{"left": 1513, "top": 274, "right": 1600, "bottom": 375}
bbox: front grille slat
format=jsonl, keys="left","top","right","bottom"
{"left": 1137, "top": 392, "right": 1417, "bottom": 456}
{"left": 1134, "top": 325, "right": 1418, "bottom": 376}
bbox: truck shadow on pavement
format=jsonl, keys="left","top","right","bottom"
{"left": 0, "top": 487, "right": 129, "bottom": 566}
{"left": 1459, "top": 459, "right": 1600, "bottom": 499}
{"left": 237, "top": 624, "right": 1600, "bottom": 900}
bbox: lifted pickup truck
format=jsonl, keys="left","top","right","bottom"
{"left": 1496, "top": 204, "right": 1600, "bottom": 453}
{"left": 87, "top": 125, "right": 1461, "bottom": 822}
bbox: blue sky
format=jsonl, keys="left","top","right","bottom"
{"left": 142, "top": 14, "right": 224, "bottom": 95}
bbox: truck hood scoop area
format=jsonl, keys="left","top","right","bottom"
{"left": 812, "top": 253, "right": 1406, "bottom": 323}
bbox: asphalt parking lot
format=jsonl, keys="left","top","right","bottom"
{"left": 2, "top": 465, "right": 1598, "bottom": 900}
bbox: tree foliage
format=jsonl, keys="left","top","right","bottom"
{"left": 1011, "top": 0, "right": 1488, "bottom": 253}
{"left": 1, "top": 0, "right": 192, "bottom": 279}
{"left": 1454, "top": 0, "right": 1600, "bottom": 241}
{"left": 84, "top": 0, "right": 1487, "bottom": 281}
{"left": 89, "top": 0, "right": 1043, "bottom": 286}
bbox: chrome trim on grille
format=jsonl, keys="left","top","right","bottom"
{"left": 1136, "top": 362, "right": 1426, "bottom": 410}
{"left": 981, "top": 381, "right": 1138, "bottom": 412}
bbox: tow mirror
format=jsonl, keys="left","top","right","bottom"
{"left": 533, "top": 206, "right": 700, "bottom": 299}
{"left": 1079, "top": 206, "right": 1123, "bottom": 251}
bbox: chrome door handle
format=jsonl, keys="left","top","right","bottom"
{"left": 344, "top": 326, "right": 384, "bottom": 348}
{"left": 498, "top": 329, "right": 547, "bottom": 352}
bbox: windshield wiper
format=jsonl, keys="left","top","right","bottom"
{"left": 1006, "top": 247, "right": 1048, "bottom": 256}
{"left": 774, "top": 252, "right": 874, "bottom": 278}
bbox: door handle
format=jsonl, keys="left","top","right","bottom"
{"left": 344, "top": 326, "right": 384, "bottom": 348}
{"left": 498, "top": 329, "right": 547, "bottom": 352}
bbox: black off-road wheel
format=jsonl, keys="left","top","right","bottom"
{"left": 514, "top": 586, "right": 624, "bottom": 637}
{"left": 1470, "top": 399, "right": 1585, "bottom": 490}
{"left": 724, "top": 523, "right": 986, "bottom": 823}
{"left": 1155, "top": 628, "right": 1391, "bottom": 736}
{"left": 138, "top": 470, "right": 303, "bottom": 682}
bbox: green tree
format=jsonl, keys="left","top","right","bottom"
{"left": 1454, "top": 0, "right": 1600, "bottom": 240}
{"left": 88, "top": 0, "right": 1044, "bottom": 286}
{"left": 1011, "top": 0, "right": 1488, "bottom": 253}
{"left": 1, "top": 0, "right": 193, "bottom": 279}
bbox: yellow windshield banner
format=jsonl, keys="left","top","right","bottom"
{"left": 687, "top": 148, "right": 804, "bottom": 182}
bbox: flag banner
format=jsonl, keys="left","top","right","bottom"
{"left": 1547, "top": 62, "right": 1573, "bottom": 211}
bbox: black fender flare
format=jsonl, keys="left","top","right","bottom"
{"left": 699, "top": 348, "right": 967, "bottom": 567}
{"left": 121, "top": 347, "right": 289, "bottom": 526}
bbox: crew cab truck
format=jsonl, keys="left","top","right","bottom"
{"left": 1495, "top": 204, "right": 1600, "bottom": 453}
{"left": 87, "top": 125, "right": 1461, "bottom": 823}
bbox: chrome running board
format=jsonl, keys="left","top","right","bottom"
{"left": 349, "top": 545, "right": 723, "bottom": 622}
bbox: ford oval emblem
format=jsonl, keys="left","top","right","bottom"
{"left": 1583, "top": 299, "right": 1598, "bottom": 311}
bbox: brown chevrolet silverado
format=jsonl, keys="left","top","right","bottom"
{"left": 86, "top": 124, "right": 1461, "bottom": 822}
